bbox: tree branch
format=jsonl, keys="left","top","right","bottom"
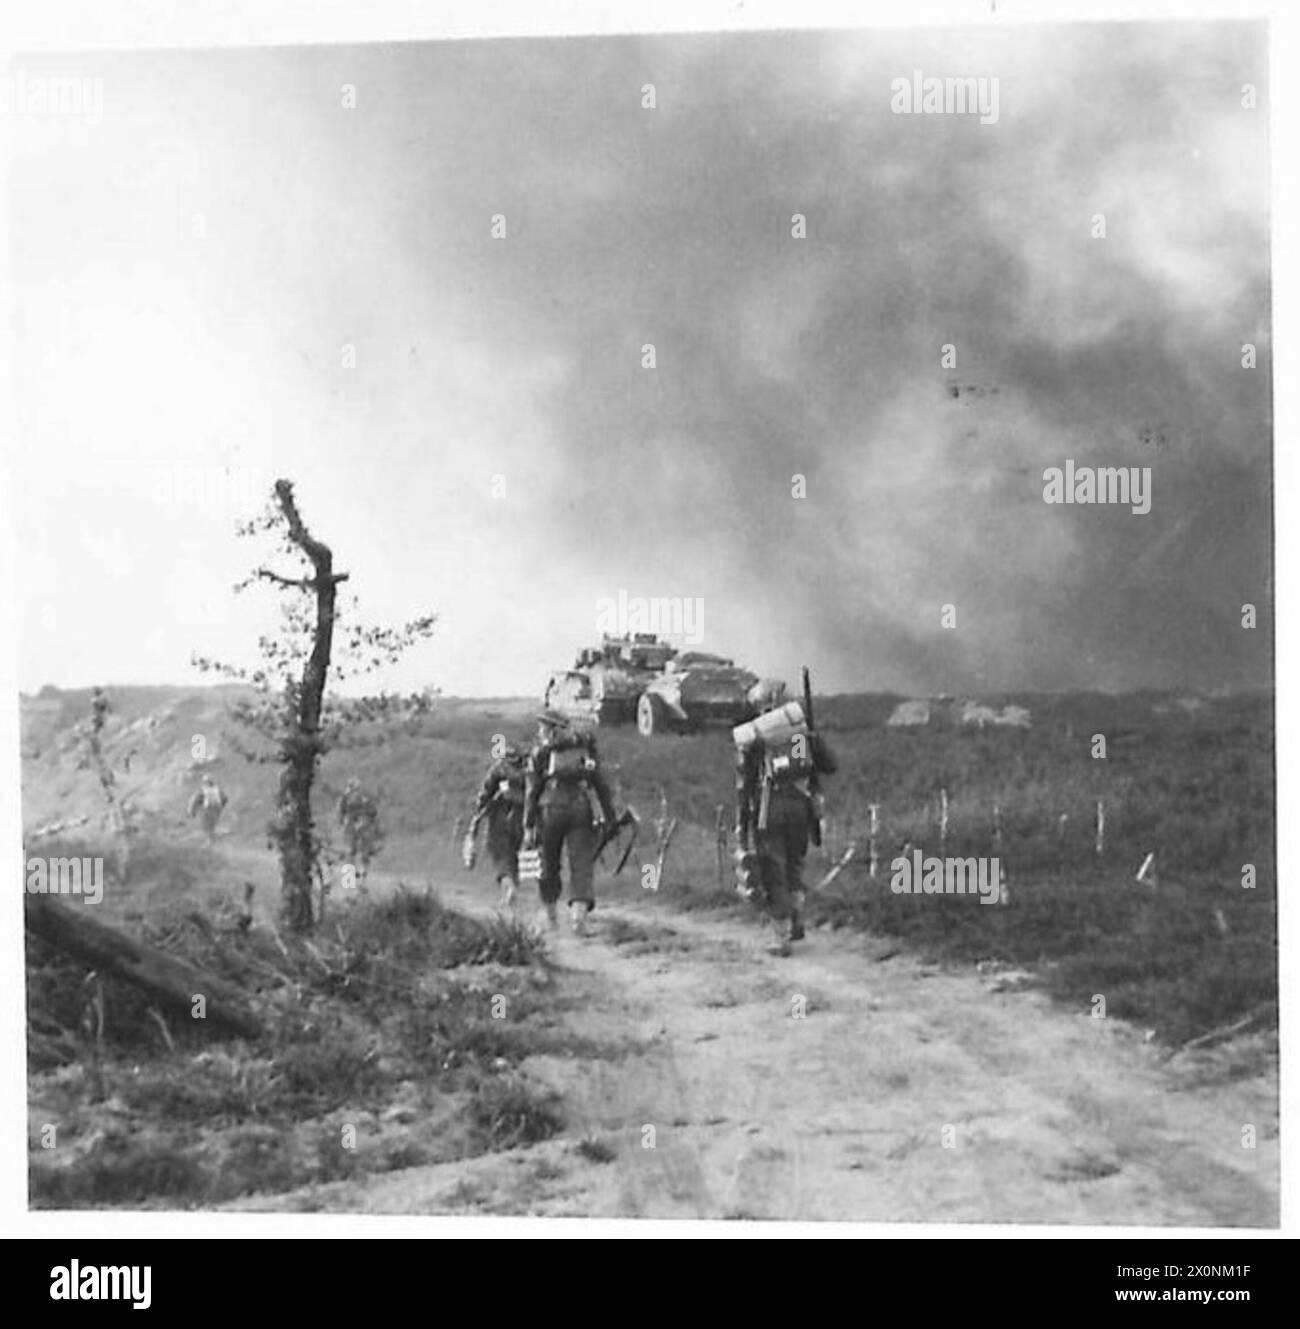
{"left": 254, "top": 567, "right": 352, "bottom": 591}
{"left": 255, "top": 568, "right": 313, "bottom": 591}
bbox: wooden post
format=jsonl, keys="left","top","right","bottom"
{"left": 817, "top": 845, "right": 856, "bottom": 891}
{"left": 867, "top": 803, "right": 880, "bottom": 879}
{"left": 994, "top": 804, "right": 1008, "bottom": 904}
{"left": 315, "top": 855, "right": 330, "bottom": 924}
{"left": 1136, "top": 851, "right": 1157, "bottom": 889}
{"left": 715, "top": 804, "right": 728, "bottom": 892}
{"left": 655, "top": 818, "right": 678, "bottom": 890}
{"left": 1095, "top": 800, "right": 1104, "bottom": 856}
{"left": 939, "top": 788, "right": 949, "bottom": 852}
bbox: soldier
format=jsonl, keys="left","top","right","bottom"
{"left": 734, "top": 680, "right": 837, "bottom": 956}
{"left": 523, "top": 711, "right": 618, "bottom": 936}
{"left": 466, "top": 743, "right": 528, "bottom": 908}
{"left": 337, "top": 777, "right": 382, "bottom": 886}
{"left": 188, "top": 774, "right": 229, "bottom": 846}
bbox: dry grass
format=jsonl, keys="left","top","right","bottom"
{"left": 25, "top": 839, "right": 619, "bottom": 1209}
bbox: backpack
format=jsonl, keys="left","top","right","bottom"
{"left": 761, "top": 731, "right": 816, "bottom": 787}
{"left": 735, "top": 702, "right": 814, "bottom": 784}
{"left": 343, "top": 790, "right": 376, "bottom": 821}
{"left": 544, "top": 735, "right": 596, "bottom": 784}
{"left": 734, "top": 702, "right": 818, "bottom": 819}
{"left": 495, "top": 757, "right": 526, "bottom": 803}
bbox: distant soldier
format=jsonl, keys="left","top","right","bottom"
{"left": 523, "top": 711, "right": 619, "bottom": 936}
{"left": 465, "top": 743, "right": 528, "bottom": 908}
{"left": 188, "top": 774, "right": 229, "bottom": 845}
{"left": 734, "top": 678, "right": 837, "bottom": 956}
{"left": 337, "top": 777, "right": 382, "bottom": 886}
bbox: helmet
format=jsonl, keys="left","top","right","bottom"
{"left": 747, "top": 678, "right": 788, "bottom": 714}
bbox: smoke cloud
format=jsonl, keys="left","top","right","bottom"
{"left": 8, "top": 23, "right": 1270, "bottom": 695}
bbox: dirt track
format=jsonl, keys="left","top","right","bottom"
{"left": 247, "top": 866, "right": 1277, "bottom": 1225}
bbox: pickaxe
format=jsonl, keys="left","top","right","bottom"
{"left": 595, "top": 807, "right": 640, "bottom": 875}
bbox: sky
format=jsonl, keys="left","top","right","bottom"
{"left": 3, "top": 21, "right": 1273, "bottom": 697}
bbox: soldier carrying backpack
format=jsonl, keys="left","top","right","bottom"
{"left": 522, "top": 710, "right": 619, "bottom": 936}
{"left": 464, "top": 743, "right": 528, "bottom": 908}
{"left": 733, "top": 669, "right": 837, "bottom": 956}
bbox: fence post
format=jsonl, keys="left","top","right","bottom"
{"left": 818, "top": 844, "right": 857, "bottom": 890}
{"left": 1095, "top": 800, "right": 1104, "bottom": 856}
{"left": 992, "top": 801, "right": 1002, "bottom": 850}
{"left": 715, "top": 804, "right": 728, "bottom": 893}
{"left": 868, "top": 803, "right": 880, "bottom": 878}
{"left": 939, "top": 788, "right": 949, "bottom": 853}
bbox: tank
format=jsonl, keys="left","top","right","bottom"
{"left": 542, "top": 634, "right": 679, "bottom": 726}
{"left": 635, "top": 652, "right": 765, "bottom": 737}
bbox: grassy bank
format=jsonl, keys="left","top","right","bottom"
{"left": 26, "top": 836, "right": 623, "bottom": 1209}
{"left": 23, "top": 684, "right": 1277, "bottom": 1056}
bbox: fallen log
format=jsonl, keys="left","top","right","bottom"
{"left": 1173, "top": 1006, "right": 1273, "bottom": 1055}
{"left": 26, "top": 814, "right": 92, "bottom": 840}
{"left": 24, "top": 894, "right": 262, "bottom": 1040}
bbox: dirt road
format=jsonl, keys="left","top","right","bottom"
{"left": 246, "top": 868, "right": 1278, "bottom": 1225}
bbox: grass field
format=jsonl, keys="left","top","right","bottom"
{"left": 23, "top": 684, "right": 1276, "bottom": 1133}
{"left": 344, "top": 688, "right": 1275, "bottom": 1046}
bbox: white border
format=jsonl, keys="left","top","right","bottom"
{"left": 0, "top": 0, "right": 1291, "bottom": 1243}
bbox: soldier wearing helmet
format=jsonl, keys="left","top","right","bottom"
{"left": 523, "top": 710, "right": 618, "bottom": 936}
{"left": 337, "top": 777, "right": 382, "bottom": 887}
{"left": 733, "top": 679, "right": 837, "bottom": 956}
{"left": 747, "top": 678, "right": 788, "bottom": 713}
{"left": 467, "top": 741, "right": 528, "bottom": 908}
{"left": 188, "top": 773, "right": 229, "bottom": 846}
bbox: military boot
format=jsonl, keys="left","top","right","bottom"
{"left": 764, "top": 917, "right": 792, "bottom": 957}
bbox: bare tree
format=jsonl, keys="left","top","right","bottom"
{"left": 194, "top": 479, "right": 436, "bottom": 932}
{"left": 75, "top": 686, "right": 136, "bottom": 879}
